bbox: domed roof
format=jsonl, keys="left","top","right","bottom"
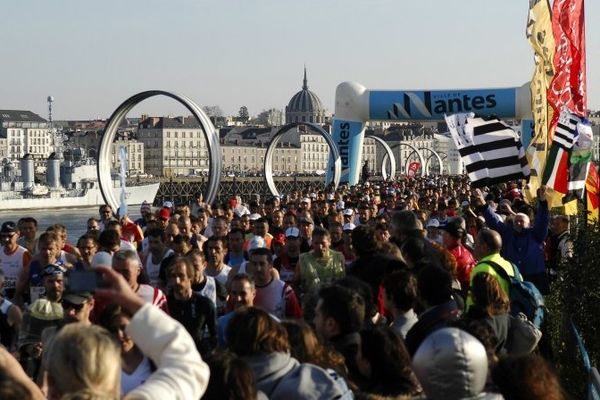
{"left": 287, "top": 68, "right": 324, "bottom": 113}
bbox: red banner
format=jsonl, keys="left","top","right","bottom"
{"left": 547, "top": 0, "right": 587, "bottom": 134}
{"left": 407, "top": 162, "right": 420, "bottom": 178}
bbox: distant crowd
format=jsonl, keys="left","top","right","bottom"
{"left": 0, "top": 175, "right": 573, "bottom": 399}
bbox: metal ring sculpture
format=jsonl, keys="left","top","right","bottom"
{"left": 264, "top": 122, "right": 341, "bottom": 197}
{"left": 365, "top": 133, "right": 396, "bottom": 181}
{"left": 381, "top": 142, "right": 426, "bottom": 177}
{"left": 403, "top": 147, "right": 445, "bottom": 175}
{"left": 98, "top": 91, "right": 221, "bottom": 211}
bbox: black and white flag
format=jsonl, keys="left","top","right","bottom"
{"left": 445, "top": 114, "right": 530, "bottom": 187}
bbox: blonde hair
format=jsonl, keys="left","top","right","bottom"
{"left": 45, "top": 323, "right": 121, "bottom": 400}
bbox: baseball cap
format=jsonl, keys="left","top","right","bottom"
{"left": 426, "top": 219, "right": 440, "bottom": 229}
{"left": 159, "top": 208, "right": 171, "bottom": 220}
{"left": 91, "top": 251, "right": 113, "bottom": 268}
{"left": 1, "top": 221, "right": 18, "bottom": 234}
{"left": 162, "top": 201, "right": 174, "bottom": 209}
{"left": 343, "top": 209, "right": 354, "bottom": 216}
{"left": 248, "top": 236, "right": 266, "bottom": 250}
{"left": 63, "top": 291, "right": 93, "bottom": 305}
{"left": 42, "top": 264, "right": 67, "bottom": 278}
{"left": 285, "top": 227, "right": 300, "bottom": 238}
{"left": 301, "top": 197, "right": 311, "bottom": 203}
{"left": 343, "top": 223, "right": 356, "bottom": 231}
{"left": 299, "top": 216, "right": 314, "bottom": 225}
{"left": 249, "top": 213, "right": 262, "bottom": 221}
{"left": 439, "top": 219, "right": 465, "bottom": 238}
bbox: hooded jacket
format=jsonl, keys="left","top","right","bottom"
{"left": 244, "top": 351, "right": 352, "bottom": 399}
{"left": 412, "top": 327, "right": 503, "bottom": 400}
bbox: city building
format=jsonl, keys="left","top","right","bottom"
{"left": 0, "top": 110, "right": 53, "bottom": 171}
{"left": 111, "top": 133, "right": 145, "bottom": 175}
{"left": 285, "top": 67, "right": 328, "bottom": 124}
{"left": 137, "top": 116, "right": 209, "bottom": 177}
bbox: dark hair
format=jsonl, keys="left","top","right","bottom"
{"left": 226, "top": 307, "right": 289, "bottom": 356}
{"left": 230, "top": 273, "right": 255, "bottom": 290}
{"left": 248, "top": 247, "right": 272, "bottom": 262}
{"left": 492, "top": 355, "right": 564, "bottom": 400}
{"left": 383, "top": 271, "right": 418, "bottom": 312}
{"left": 312, "top": 226, "right": 330, "bottom": 239}
{"left": 335, "top": 276, "right": 377, "bottom": 323}
{"left": 206, "top": 235, "right": 228, "bottom": 248}
{"left": 471, "top": 272, "right": 510, "bottom": 316}
{"left": 17, "top": 217, "right": 38, "bottom": 227}
{"left": 98, "top": 303, "right": 134, "bottom": 334}
{"left": 76, "top": 233, "right": 98, "bottom": 248}
{"left": 98, "top": 230, "right": 120, "bottom": 249}
{"left": 105, "top": 220, "right": 121, "bottom": 230}
{"left": 317, "top": 285, "right": 365, "bottom": 334}
{"left": 351, "top": 225, "right": 379, "bottom": 258}
{"left": 417, "top": 263, "right": 453, "bottom": 306}
{"left": 281, "top": 320, "right": 348, "bottom": 377}
{"left": 204, "top": 351, "right": 258, "bottom": 400}
{"left": 145, "top": 228, "right": 166, "bottom": 242}
{"left": 400, "top": 237, "right": 428, "bottom": 266}
{"left": 359, "top": 327, "right": 420, "bottom": 396}
{"left": 227, "top": 228, "right": 245, "bottom": 239}
{"left": 172, "top": 234, "right": 191, "bottom": 246}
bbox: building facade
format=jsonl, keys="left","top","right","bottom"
{"left": 0, "top": 110, "right": 53, "bottom": 171}
{"left": 111, "top": 135, "right": 145, "bottom": 175}
{"left": 137, "top": 116, "right": 209, "bottom": 177}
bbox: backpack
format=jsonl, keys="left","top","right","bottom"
{"left": 484, "top": 260, "right": 546, "bottom": 328}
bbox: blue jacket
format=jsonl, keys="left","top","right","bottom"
{"left": 483, "top": 202, "right": 549, "bottom": 276}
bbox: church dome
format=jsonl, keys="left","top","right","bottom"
{"left": 285, "top": 67, "right": 327, "bottom": 124}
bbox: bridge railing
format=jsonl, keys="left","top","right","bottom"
{"left": 570, "top": 319, "right": 600, "bottom": 400}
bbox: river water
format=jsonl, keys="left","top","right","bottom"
{"left": 0, "top": 207, "right": 142, "bottom": 244}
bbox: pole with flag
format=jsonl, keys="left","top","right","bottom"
{"left": 525, "top": 0, "right": 556, "bottom": 204}
{"left": 119, "top": 145, "right": 128, "bottom": 217}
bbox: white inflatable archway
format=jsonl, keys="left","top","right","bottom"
{"left": 327, "top": 82, "right": 533, "bottom": 185}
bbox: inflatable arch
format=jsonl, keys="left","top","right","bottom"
{"left": 327, "top": 82, "right": 533, "bottom": 185}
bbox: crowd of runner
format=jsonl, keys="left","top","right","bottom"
{"left": 0, "top": 175, "right": 573, "bottom": 399}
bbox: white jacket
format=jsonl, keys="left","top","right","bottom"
{"left": 125, "top": 304, "right": 210, "bottom": 400}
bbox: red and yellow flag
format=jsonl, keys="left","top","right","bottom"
{"left": 586, "top": 164, "right": 599, "bottom": 223}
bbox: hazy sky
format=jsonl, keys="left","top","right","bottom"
{"left": 2, "top": 0, "right": 598, "bottom": 120}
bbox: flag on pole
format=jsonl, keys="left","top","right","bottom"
{"left": 525, "top": 0, "right": 556, "bottom": 201}
{"left": 564, "top": 121, "right": 593, "bottom": 202}
{"left": 586, "top": 163, "right": 599, "bottom": 223}
{"left": 547, "top": 0, "right": 587, "bottom": 131}
{"left": 445, "top": 114, "right": 530, "bottom": 188}
{"left": 119, "top": 145, "right": 128, "bottom": 217}
{"left": 541, "top": 109, "right": 582, "bottom": 194}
